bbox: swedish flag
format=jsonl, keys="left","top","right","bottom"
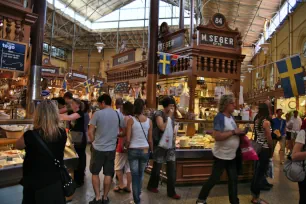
{"left": 276, "top": 55, "right": 305, "bottom": 98}
{"left": 97, "top": 82, "right": 103, "bottom": 88}
{"left": 158, "top": 53, "right": 171, "bottom": 75}
{"left": 84, "top": 79, "right": 92, "bottom": 94}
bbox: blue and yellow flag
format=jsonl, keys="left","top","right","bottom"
{"left": 158, "top": 53, "right": 171, "bottom": 75}
{"left": 276, "top": 55, "right": 305, "bottom": 98}
{"left": 97, "top": 82, "right": 103, "bottom": 88}
{"left": 84, "top": 79, "right": 92, "bottom": 94}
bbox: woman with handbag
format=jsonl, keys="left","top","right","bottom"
{"left": 250, "top": 103, "right": 273, "bottom": 204}
{"left": 113, "top": 101, "right": 133, "bottom": 193}
{"left": 60, "top": 98, "right": 87, "bottom": 187}
{"left": 125, "top": 99, "right": 153, "bottom": 204}
{"left": 16, "top": 100, "right": 67, "bottom": 204}
{"left": 292, "top": 129, "right": 306, "bottom": 204}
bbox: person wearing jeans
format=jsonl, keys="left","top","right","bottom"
{"left": 197, "top": 95, "right": 244, "bottom": 204}
{"left": 147, "top": 97, "right": 181, "bottom": 200}
{"left": 250, "top": 103, "right": 273, "bottom": 204}
{"left": 272, "top": 109, "right": 286, "bottom": 164}
{"left": 125, "top": 99, "right": 153, "bottom": 204}
{"left": 292, "top": 128, "right": 306, "bottom": 204}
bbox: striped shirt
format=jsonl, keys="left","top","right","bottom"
{"left": 255, "top": 119, "right": 269, "bottom": 148}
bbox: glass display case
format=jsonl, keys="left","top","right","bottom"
{"left": 147, "top": 119, "right": 254, "bottom": 185}
{"left": 0, "top": 120, "right": 78, "bottom": 187}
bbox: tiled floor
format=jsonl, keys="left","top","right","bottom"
{"left": 0, "top": 145, "right": 300, "bottom": 204}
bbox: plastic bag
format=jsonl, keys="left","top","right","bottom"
{"left": 158, "top": 117, "right": 174, "bottom": 149}
{"left": 266, "top": 158, "right": 274, "bottom": 179}
{"left": 240, "top": 135, "right": 259, "bottom": 161}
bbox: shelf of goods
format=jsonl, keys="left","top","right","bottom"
{"left": 147, "top": 119, "right": 254, "bottom": 185}
{"left": 0, "top": 120, "right": 79, "bottom": 189}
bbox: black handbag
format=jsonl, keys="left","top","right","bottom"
{"left": 32, "top": 130, "right": 76, "bottom": 197}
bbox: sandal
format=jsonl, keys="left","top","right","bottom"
{"left": 113, "top": 186, "right": 124, "bottom": 192}
{"left": 123, "top": 187, "right": 131, "bottom": 193}
{"left": 251, "top": 198, "right": 269, "bottom": 204}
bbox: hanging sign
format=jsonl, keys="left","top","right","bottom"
{"left": 113, "top": 49, "right": 136, "bottom": 67}
{"left": 0, "top": 39, "right": 27, "bottom": 72}
{"left": 71, "top": 71, "right": 87, "bottom": 81}
{"left": 42, "top": 67, "right": 59, "bottom": 76}
{"left": 114, "top": 82, "right": 129, "bottom": 94}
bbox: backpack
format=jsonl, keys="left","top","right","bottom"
{"left": 151, "top": 110, "right": 167, "bottom": 147}
{"left": 283, "top": 130, "right": 306, "bottom": 182}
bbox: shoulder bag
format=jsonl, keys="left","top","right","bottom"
{"left": 32, "top": 130, "right": 76, "bottom": 197}
{"left": 135, "top": 116, "right": 152, "bottom": 158}
{"left": 283, "top": 130, "right": 306, "bottom": 182}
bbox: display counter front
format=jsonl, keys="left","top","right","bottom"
{"left": 0, "top": 120, "right": 79, "bottom": 188}
{"left": 147, "top": 119, "right": 254, "bottom": 185}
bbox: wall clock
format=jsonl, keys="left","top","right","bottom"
{"left": 288, "top": 100, "right": 296, "bottom": 109}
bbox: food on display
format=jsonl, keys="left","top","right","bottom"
{"left": 0, "top": 150, "right": 24, "bottom": 168}
{"left": 176, "top": 134, "right": 215, "bottom": 149}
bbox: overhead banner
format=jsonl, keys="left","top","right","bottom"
{"left": 0, "top": 39, "right": 27, "bottom": 72}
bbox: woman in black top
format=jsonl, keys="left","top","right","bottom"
{"left": 60, "top": 98, "right": 87, "bottom": 187}
{"left": 16, "top": 100, "right": 67, "bottom": 204}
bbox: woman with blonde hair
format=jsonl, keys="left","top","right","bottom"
{"left": 16, "top": 100, "right": 67, "bottom": 204}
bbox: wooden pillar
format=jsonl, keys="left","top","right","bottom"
{"left": 179, "top": 0, "right": 185, "bottom": 30}
{"left": 26, "top": 0, "right": 47, "bottom": 118}
{"left": 232, "top": 79, "right": 240, "bottom": 107}
{"left": 186, "top": 60, "right": 197, "bottom": 136}
{"left": 146, "top": 0, "right": 159, "bottom": 108}
{"left": 189, "top": 0, "right": 194, "bottom": 45}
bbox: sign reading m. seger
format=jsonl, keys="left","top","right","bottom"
{"left": 199, "top": 33, "right": 235, "bottom": 48}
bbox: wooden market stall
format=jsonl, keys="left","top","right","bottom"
{"left": 106, "top": 48, "right": 147, "bottom": 101}
{"left": 106, "top": 13, "right": 254, "bottom": 185}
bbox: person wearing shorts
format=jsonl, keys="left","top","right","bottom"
{"left": 113, "top": 102, "right": 133, "bottom": 193}
{"left": 88, "top": 94, "right": 125, "bottom": 204}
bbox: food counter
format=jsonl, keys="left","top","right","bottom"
{"left": 0, "top": 120, "right": 79, "bottom": 188}
{"left": 147, "top": 119, "right": 254, "bottom": 185}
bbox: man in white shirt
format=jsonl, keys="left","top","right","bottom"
{"left": 288, "top": 110, "right": 302, "bottom": 140}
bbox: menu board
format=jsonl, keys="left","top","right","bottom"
{"left": 114, "top": 82, "right": 129, "bottom": 94}
{"left": 0, "top": 39, "right": 27, "bottom": 72}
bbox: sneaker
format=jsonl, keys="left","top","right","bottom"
{"left": 129, "top": 201, "right": 136, "bottom": 204}
{"left": 169, "top": 194, "right": 181, "bottom": 200}
{"left": 102, "top": 196, "right": 110, "bottom": 204}
{"left": 89, "top": 198, "right": 102, "bottom": 204}
{"left": 147, "top": 187, "right": 159, "bottom": 193}
{"left": 196, "top": 199, "right": 207, "bottom": 204}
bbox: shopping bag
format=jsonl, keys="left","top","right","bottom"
{"left": 266, "top": 158, "right": 274, "bottom": 179}
{"left": 240, "top": 135, "right": 259, "bottom": 161}
{"left": 158, "top": 117, "right": 174, "bottom": 149}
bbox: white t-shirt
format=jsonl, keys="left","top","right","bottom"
{"left": 212, "top": 116, "right": 240, "bottom": 160}
{"left": 296, "top": 130, "right": 306, "bottom": 146}
{"left": 289, "top": 117, "right": 302, "bottom": 132}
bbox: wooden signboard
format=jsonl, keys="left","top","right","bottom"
{"left": 0, "top": 39, "right": 27, "bottom": 72}
{"left": 112, "top": 49, "right": 136, "bottom": 67}
{"left": 71, "top": 71, "right": 87, "bottom": 82}
{"left": 114, "top": 82, "right": 129, "bottom": 94}
{"left": 158, "top": 23, "right": 186, "bottom": 52}
{"left": 197, "top": 13, "right": 242, "bottom": 51}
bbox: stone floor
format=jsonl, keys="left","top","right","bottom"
{"left": 0, "top": 145, "right": 300, "bottom": 204}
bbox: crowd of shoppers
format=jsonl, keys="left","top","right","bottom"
{"left": 16, "top": 92, "right": 306, "bottom": 204}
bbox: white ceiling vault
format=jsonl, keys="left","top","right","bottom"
{"left": 47, "top": 0, "right": 290, "bottom": 69}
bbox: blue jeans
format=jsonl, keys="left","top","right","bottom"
{"left": 128, "top": 149, "right": 149, "bottom": 204}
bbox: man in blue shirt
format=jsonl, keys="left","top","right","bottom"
{"left": 272, "top": 109, "right": 286, "bottom": 163}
